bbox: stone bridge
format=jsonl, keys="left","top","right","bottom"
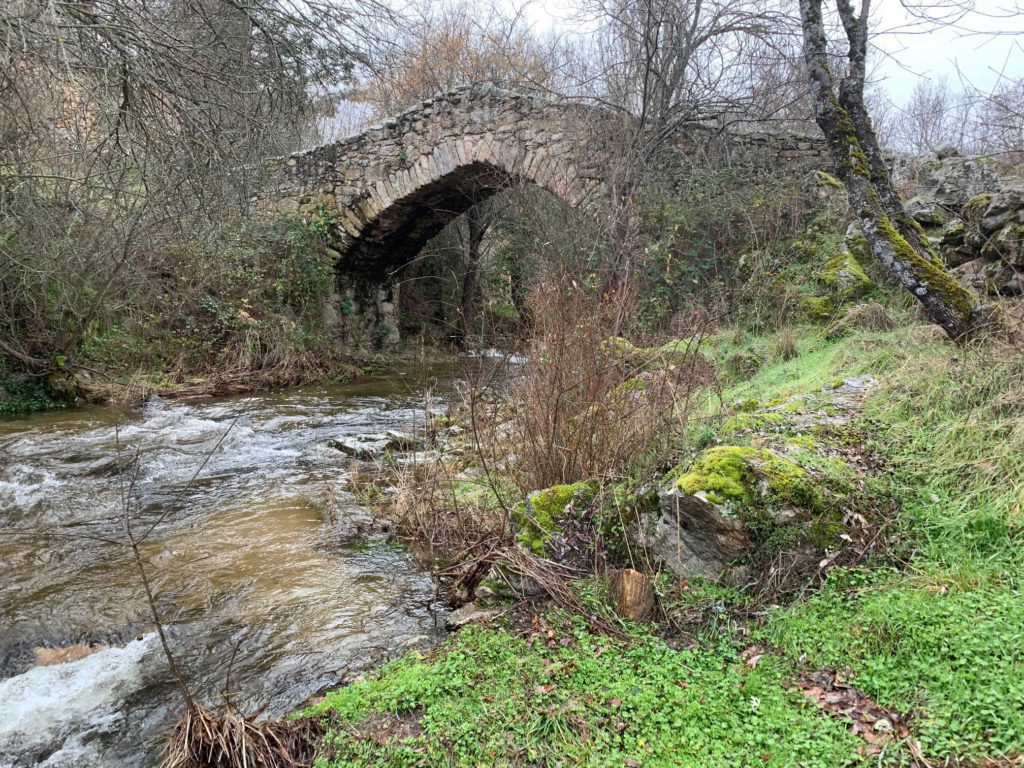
{"left": 260, "top": 83, "right": 828, "bottom": 282}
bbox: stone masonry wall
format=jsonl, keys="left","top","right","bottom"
{"left": 258, "top": 83, "right": 828, "bottom": 279}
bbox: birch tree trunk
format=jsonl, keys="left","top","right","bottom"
{"left": 798, "top": 0, "right": 993, "bottom": 341}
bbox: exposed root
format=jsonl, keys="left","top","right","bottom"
{"left": 161, "top": 705, "right": 329, "bottom": 768}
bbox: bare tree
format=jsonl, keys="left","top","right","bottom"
{"left": 355, "top": 0, "right": 559, "bottom": 115}
{"left": 797, "top": 0, "right": 994, "bottom": 341}
{"left": 888, "top": 76, "right": 974, "bottom": 154}
{"left": 0, "top": 0, "right": 394, "bottom": 377}
{"left": 973, "top": 78, "right": 1024, "bottom": 159}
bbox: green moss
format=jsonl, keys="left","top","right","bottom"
{"left": 813, "top": 170, "right": 844, "bottom": 189}
{"left": 873, "top": 211, "right": 974, "bottom": 322}
{"left": 801, "top": 295, "right": 836, "bottom": 323}
{"left": 826, "top": 95, "right": 872, "bottom": 179}
{"left": 515, "top": 480, "right": 599, "bottom": 554}
{"left": 819, "top": 252, "right": 872, "bottom": 300}
{"left": 785, "top": 434, "right": 817, "bottom": 450}
{"left": 675, "top": 446, "right": 760, "bottom": 504}
{"left": 980, "top": 222, "right": 1024, "bottom": 260}
{"left": 674, "top": 446, "right": 820, "bottom": 514}
{"left": 962, "top": 193, "right": 993, "bottom": 223}
{"left": 736, "top": 396, "right": 759, "bottom": 412}
{"left": 844, "top": 225, "right": 872, "bottom": 267}
{"left": 721, "top": 411, "right": 788, "bottom": 435}
{"left": 940, "top": 217, "right": 966, "bottom": 248}
{"left": 600, "top": 336, "right": 638, "bottom": 359}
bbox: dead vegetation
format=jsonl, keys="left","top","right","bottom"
{"left": 161, "top": 706, "right": 330, "bottom": 768}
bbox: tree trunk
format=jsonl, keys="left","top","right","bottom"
{"left": 606, "top": 568, "right": 655, "bottom": 622}
{"left": 799, "top": 0, "right": 990, "bottom": 342}
{"left": 456, "top": 205, "right": 488, "bottom": 348}
{"left": 831, "top": 1, "right": 938, "bottom": 261}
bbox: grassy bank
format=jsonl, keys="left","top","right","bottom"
{"left": 300, "top": 318, "right": 1024, "bottom": 767}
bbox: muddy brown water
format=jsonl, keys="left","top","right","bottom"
{"left": 0, "top": 364, "right": 467, "bottom": 767}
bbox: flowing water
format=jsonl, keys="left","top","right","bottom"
{"left": 0, "top": 365, "right": 459, "bottom": 767}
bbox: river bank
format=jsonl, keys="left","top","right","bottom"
{"left": 0, "top": 342, "right": 471, "bottom": 417}
{"left": 291, "top": 318, "right": 1024, "bottom": 767}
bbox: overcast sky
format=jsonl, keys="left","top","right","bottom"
{"left": 516, "top": 0, "right": 1023, "bottom": 105}
{"left": 872, "top": 1, "right": 1023, "bottom": 102}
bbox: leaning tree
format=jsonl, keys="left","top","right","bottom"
{"left": 798, "top": 0, "right": 997, "bottom": 341}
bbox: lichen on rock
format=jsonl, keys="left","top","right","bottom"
{"left": 635, "top": 443, "right": 846, "bottom": 581}
{"left": 515, "top": 480, "right": 599, "bottom": 554}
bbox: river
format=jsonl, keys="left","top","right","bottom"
{"left": 0, "top": 364, "right": 460, "bottom": 767}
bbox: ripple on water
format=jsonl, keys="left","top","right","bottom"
{"left": 0, "top": 370, "right": 457, "bottom": 767}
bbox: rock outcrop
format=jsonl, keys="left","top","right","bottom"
{"left": 888, "top": 152, "right": 1024, "bottom": 296}
{"left": 940, "top": 188, "right": 1024, "bottom": 296}
{"left": 640, "top": 446, "right": 824, "bottom": 581}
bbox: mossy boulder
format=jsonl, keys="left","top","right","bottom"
{"left": 937, "top": 218, "right": 979, "bottom": 267}
{"left": 636, "top": 446, "right": 840, "bottom": 580}
{"left": 961, "top": 193, "right": 994, "bottom": 225}
{"left": 940, "top": 217, "right": 966, "bottom": 249}
{"left": 722, "top": 349, "right": 764, "bottom": 381}
{"left": 801, "top": 295, "right": 837, "bottom": 323}
{"left": 980, "top": 222, "right": 1024, "bottom": 269}
{"left": 905, "top": 196, "right": 947, "bottom": 227}
{"left": 515, "top": 480, "right": 599, "bottom": 555}
{"left": 819, "top": 252, "right": 873, "bottom": 301}
{"left": 843, "top": 222, "right": 872, "bottom": 267}
{"left": 673, "top": 446, "right": 821, "bottom": 512}
{"left": 979, "top": 189, "right": 1024, "bottom": 235}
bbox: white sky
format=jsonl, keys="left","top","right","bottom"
{"left": 872, "top": 1, "right": 1023, "bottom": 102}
{"left": 515, "top": 0, "right": 1023, "bottom": 105}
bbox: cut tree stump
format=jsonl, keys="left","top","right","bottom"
{"left": 607, "top": 568, "right": 655, "bottom": 622}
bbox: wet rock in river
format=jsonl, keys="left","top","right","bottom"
{"left": 328, "top": 430, "right": 422, "bottom": 459}
{"left": 34, "top": 643, "right": 108, "bottom": 667}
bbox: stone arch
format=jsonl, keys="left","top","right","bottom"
{"left": 257, "top": 83, "right": 828, "bottom": 343}
{"left": 261, "top": 84, "right": 608, "bottom": 282}
{"left": 338, "top": 136, "right": 591, "bottom": 277}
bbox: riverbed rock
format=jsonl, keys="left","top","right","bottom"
{"left": 328, "top": 430, "right": 422, "bottom": 459}
{"left": 34, "top": 643, "right": 108, "bottom": 667}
